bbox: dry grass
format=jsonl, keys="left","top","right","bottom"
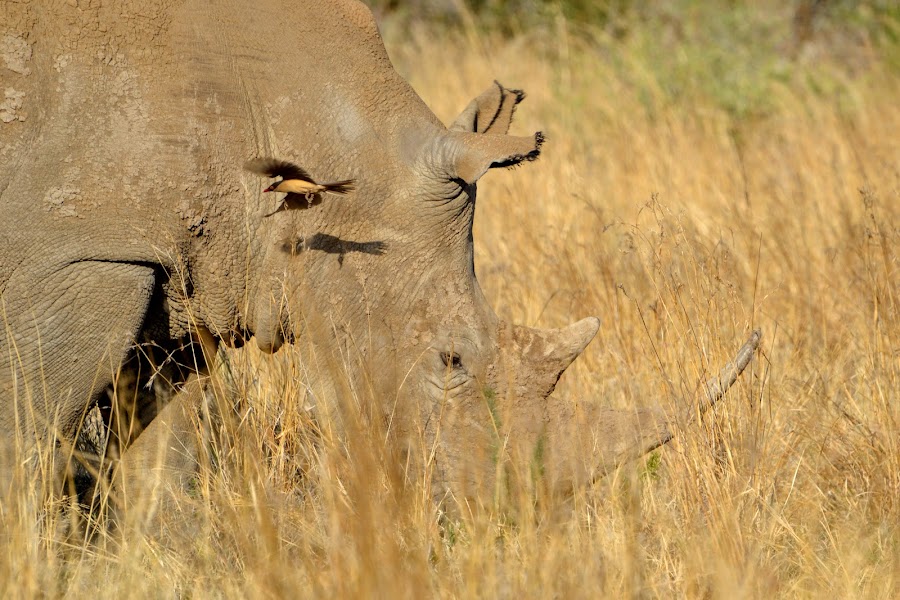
{"left": 2, "top": 13, "right": 899, "bottom": 599}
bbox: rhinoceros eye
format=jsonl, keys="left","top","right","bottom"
{"left": 440, "top": 351, "right": 462, "bottom": 369}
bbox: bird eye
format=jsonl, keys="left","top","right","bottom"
{"left": 440, "top": 351, "right": 462, "bottom": 369}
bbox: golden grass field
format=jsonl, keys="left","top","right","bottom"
{"left": 2, "top": 6, "right": 899, "bottom": 598}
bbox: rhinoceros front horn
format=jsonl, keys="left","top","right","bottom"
{"left": 544, "top": 329, "right": 762, "bottom": 494}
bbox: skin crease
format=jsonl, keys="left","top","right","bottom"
{"left": 0, "top": 0, "right": 756, "bottom": 507}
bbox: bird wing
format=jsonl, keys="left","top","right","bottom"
{"left": 245, "top": 157, "right": 315, "bottom": 182}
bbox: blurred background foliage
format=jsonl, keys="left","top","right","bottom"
{"left": 367, "top": 0, "right": 899, "bottom": 121}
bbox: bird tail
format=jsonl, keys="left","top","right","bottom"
{"left": 321, "top": 179, "right": 356, "bottom": 195}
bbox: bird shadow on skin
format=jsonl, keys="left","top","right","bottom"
{"left": 280, "top": 232, "right": 388, "bottom": 266}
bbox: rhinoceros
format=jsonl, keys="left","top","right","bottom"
{"left": 0, "top": 0, "right": 759, "bottom": 506}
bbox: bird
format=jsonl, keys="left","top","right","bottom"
{"left": 245, "top": 158, "right": 355, "bottom": 216}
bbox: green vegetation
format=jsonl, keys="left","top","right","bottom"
{"left": 641, "top": 450, "right": 661, "bottom": 481}
{"left": 375, "top": 0, "right": 899, "bottom": 120}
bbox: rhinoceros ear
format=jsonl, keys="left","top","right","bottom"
{"left": 450, "top": 81, "right": 526, "bottom": 134}
{"left": 444, "top": 130, "right": 544, "bottom": 185}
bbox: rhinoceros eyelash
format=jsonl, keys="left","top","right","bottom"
{"left": 440, "top": 351, "right": 462, "bottom": 369}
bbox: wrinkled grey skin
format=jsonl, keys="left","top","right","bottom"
{"left": 0, "top": 0, "right": 758, "bottom": 505}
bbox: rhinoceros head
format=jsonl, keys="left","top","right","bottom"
{"left": 243, "top": 75, "right": 601, "bottom": 500}
{"left": 166, "top": 1, "right": 757, "bottom": 504}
